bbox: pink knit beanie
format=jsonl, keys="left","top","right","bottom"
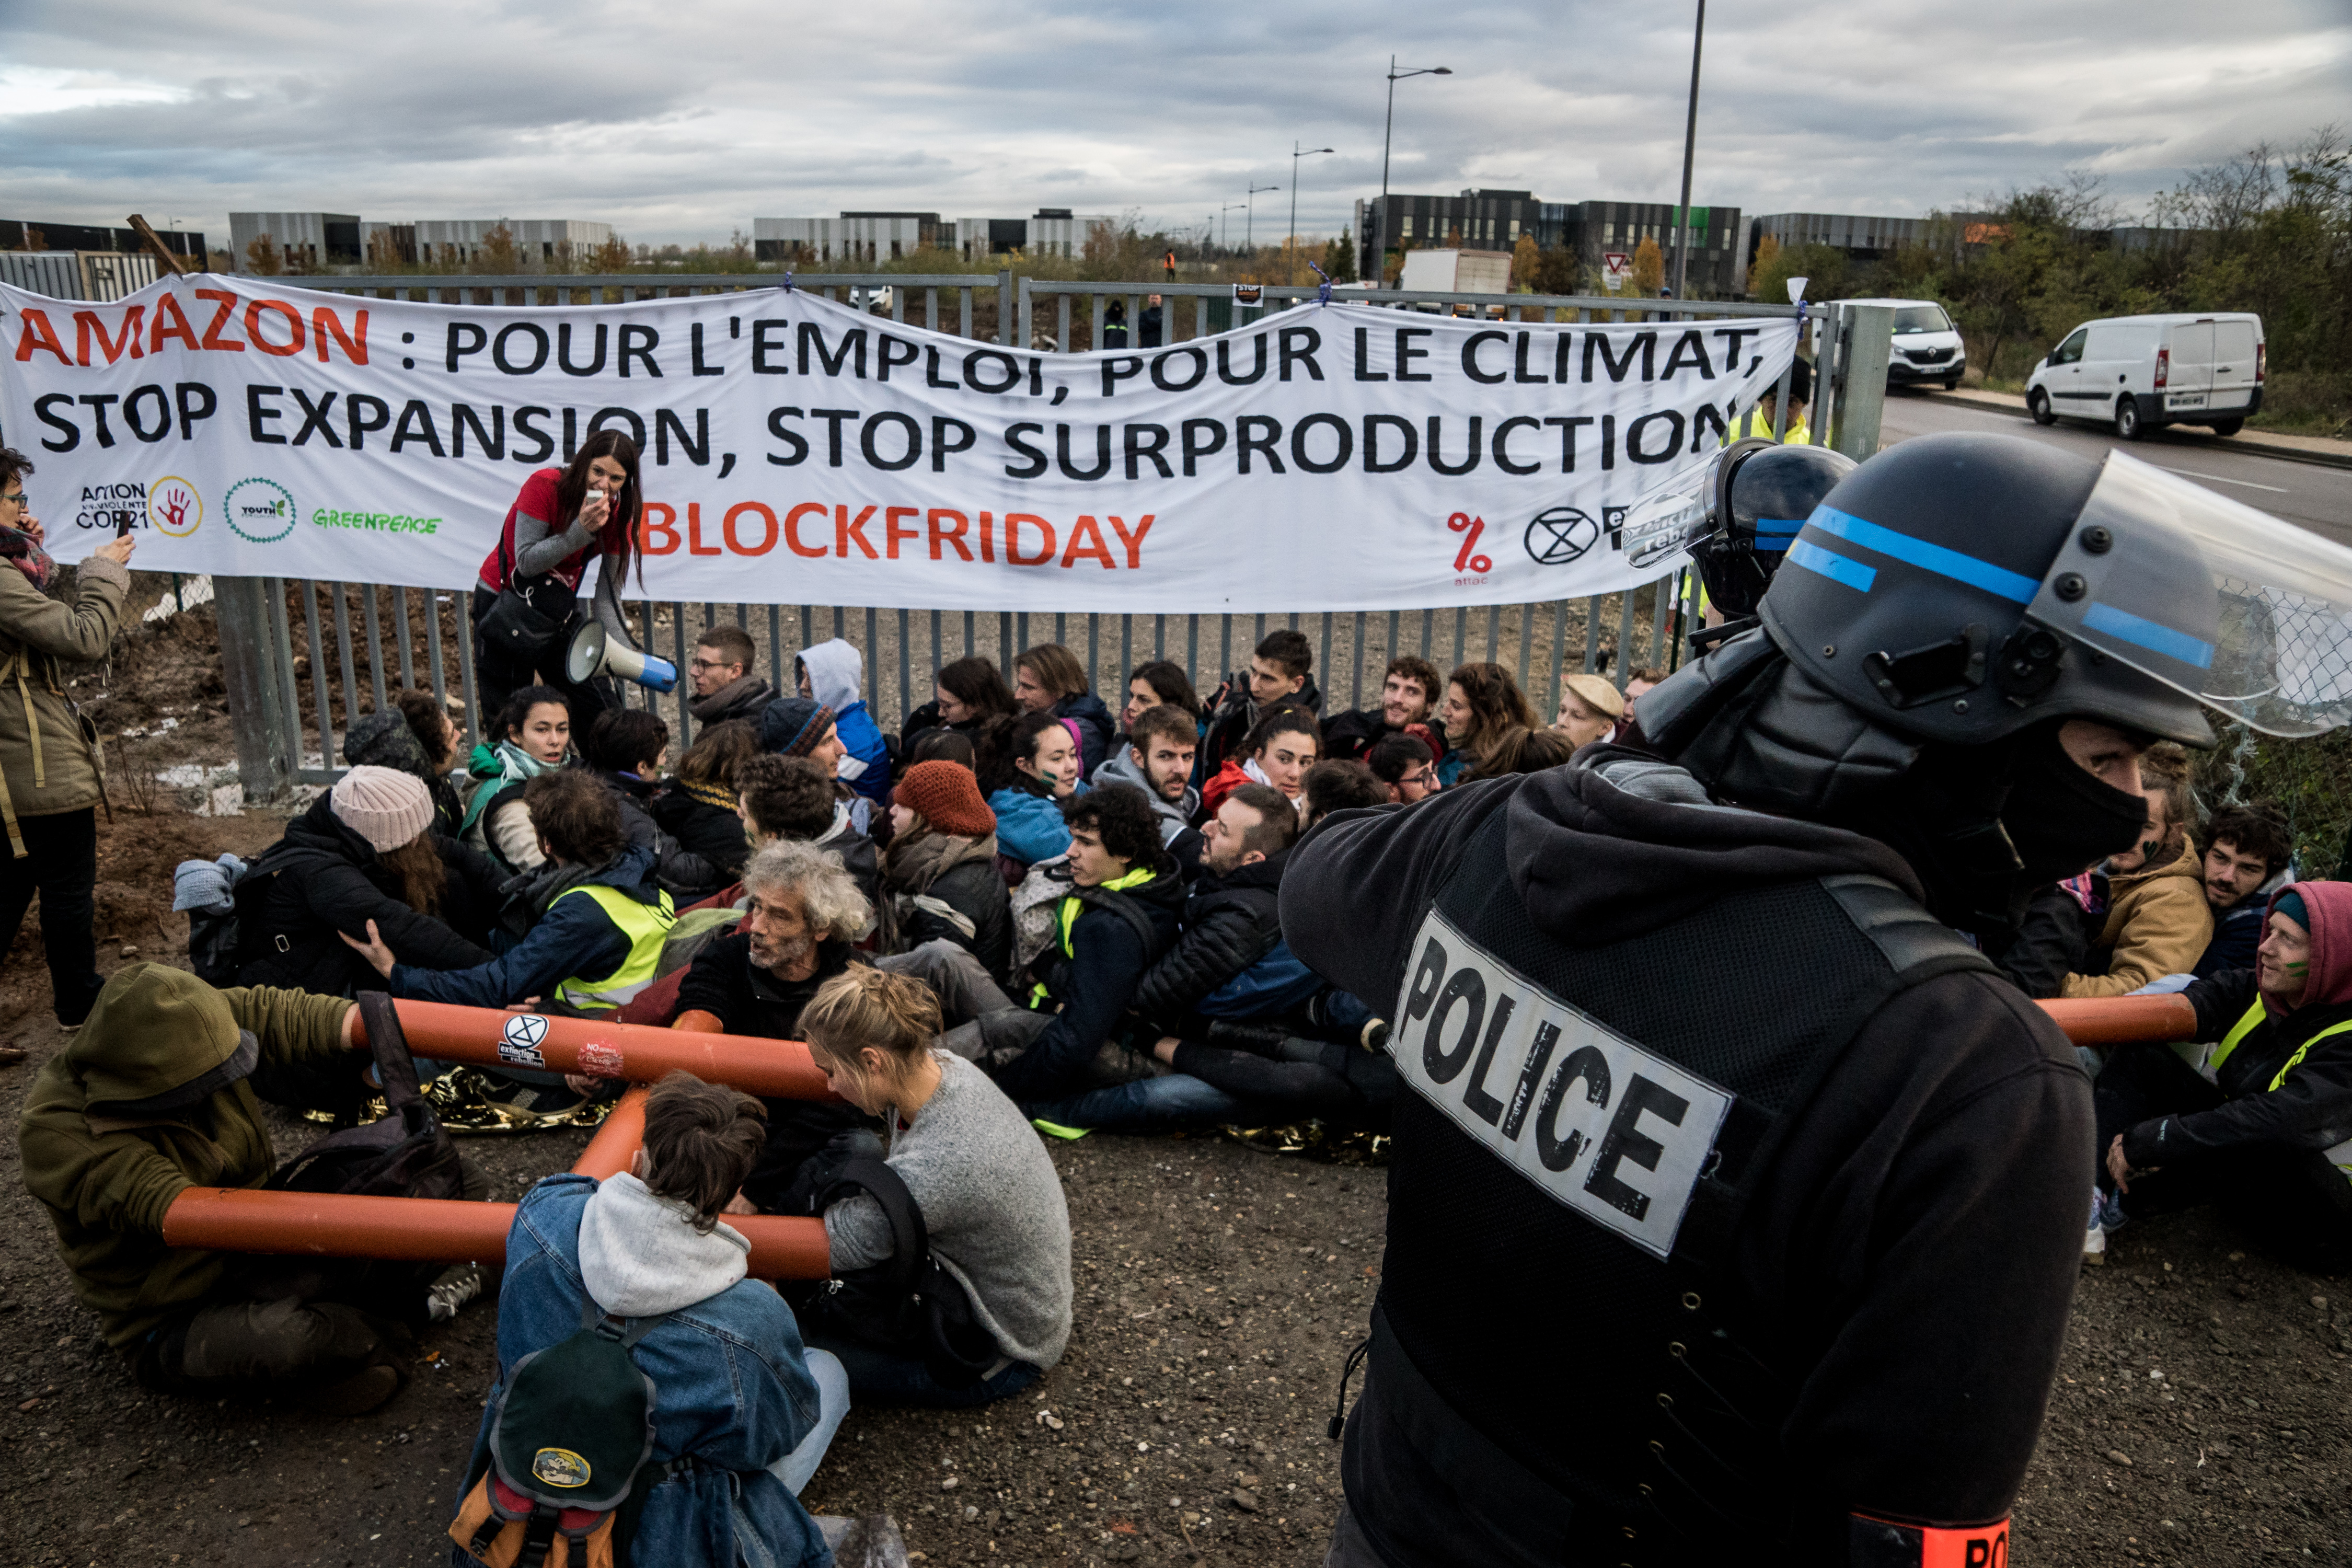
{"left": 330, "top": 764, "right": 434, "bottom": 852}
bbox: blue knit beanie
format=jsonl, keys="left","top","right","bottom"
{"left": 761, "top": 696, "right": 835, "bottom": 756}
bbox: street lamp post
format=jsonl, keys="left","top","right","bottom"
{"left": 1289, "top": 142, "right": 1335, "bottom": 251}
{"left": 1246, "top": 182, "right": 1279, "bottom": 251}
{"left": 1220, "top": 204, "right": 1244, "bottom": 250}
{"left": 1381, "top": 57, "right": 1451, "bottom": 286}
{"left": 1671, "top": 0, "right": 1707, "bottom": 301}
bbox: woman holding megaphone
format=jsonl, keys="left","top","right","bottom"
{"left": 470, "top": 430, "right": 650, "bottom": 723}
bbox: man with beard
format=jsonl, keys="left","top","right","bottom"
{"left": 1091, "top": 704, "right": 1203, "bottom": 872}
{"left": 1288, "top": 433, "right": 2352, "bottom": 1566}
{"left": 672, "top": 838, "right": 879, "bottom": 1208}
{"left": 1324, "top": 655, "right": 1444, "bottom": 764}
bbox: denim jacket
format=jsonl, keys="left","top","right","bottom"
{"left": 452, "top": 1175, "right": 833, "bottom": 1568}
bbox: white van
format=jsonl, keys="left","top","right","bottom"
{"left": 2025, "top": 313, "right": 2265, "bottom": 440}
{"left": 1849, "top": 298, "right": 1967, "bottom": 389}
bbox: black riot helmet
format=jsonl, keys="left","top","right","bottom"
{"left": 1695, "top": 440, "right": 1858, "bottom": 621}
{"left": 1638, "top": 432, "right": 2352, "bottom": 934}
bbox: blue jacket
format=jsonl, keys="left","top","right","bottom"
{"left": 391, "top": 844, "right": 662, "bottom": 1008}
{"left": 455, "top": 1175, "right": 831, "bottom": 1568}
{"left": 989, "top": 781, "right": 1089, "bottom": 868}
{"left": 798, "top": 638, "right": 892, "bottom": 804}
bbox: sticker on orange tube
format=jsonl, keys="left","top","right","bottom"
{"left": 1849, "top": 1514, "right": 2008, "bottom": 1568}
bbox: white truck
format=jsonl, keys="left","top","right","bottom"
{"left": 1398, "top": 248, "right": 1513, "bottom": 307}
{"left": 2024, "top": 312, "right": 2266, "bottom": 440}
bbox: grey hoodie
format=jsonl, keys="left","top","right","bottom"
{"left": 1093, "top": 744, "right": 1199, "bottom": 847}
{"left": 796, "top": 638, "right": 863, "bottom": 714}
{"left": 578, "top": 1172, "right": 751, "bottom": 1317}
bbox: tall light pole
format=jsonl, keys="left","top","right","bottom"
{"left": 1671, "top": 0, "right": 1706, "bottom": 300}
{"left": 1289, "top": 142, "right": 1335, "bottom": 250}
{"left": 1246, "top": 182, "right": 1279, "bottom": 251}
{"left": 1220, "top": 203, "right": 1245, "bottom": 251}
{"left": 1382, "top": 57, "right": 1451, "bottom": 287}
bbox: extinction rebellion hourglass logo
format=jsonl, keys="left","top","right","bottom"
{"left": 224, "top": 478, "right": 297, "bottom": 544}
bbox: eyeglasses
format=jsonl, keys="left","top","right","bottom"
{"left": 687, "top": 658, "right": 739, "bottom": 674}
{"left": 0, "top": 492, "right": 25, "bottom": 508}
{"left": 1400, "top": 767, "right": 1437, "bottom": 787}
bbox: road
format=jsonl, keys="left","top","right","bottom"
{"left": 1875, "top": 387, "right": 2352, "bottom": 546}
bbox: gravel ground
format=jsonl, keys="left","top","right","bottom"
{"left": 3, "top": 806, "right": 2348, "bottom": 1566}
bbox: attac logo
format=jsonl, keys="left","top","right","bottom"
{"left": 1524, "top": 506, "right": 1598, "bottom": 566}
{"left": 147, "top": 476, "right": 202, "bottom": 538}
{"left": 224, "top": 477, "right": 296, "bottom": 544}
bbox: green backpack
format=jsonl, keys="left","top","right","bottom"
{"left": 449, "top": 1298, "right": 668, "bottom": 1568}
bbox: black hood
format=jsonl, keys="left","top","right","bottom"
{"left": 1506, "top": 748, "right": 1923, "bottom": 947}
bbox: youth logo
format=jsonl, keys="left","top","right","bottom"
{"left": 147, "top": 476, "right": 202, "bottom": 538}
{"left": 224, "top": 477, "right": 296, "bottom": 544}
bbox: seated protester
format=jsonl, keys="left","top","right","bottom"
{"left": 1323, "top": 654, "right": 1443, "bottom": 764}
{"left": 463, "top": 1071, "right": 841, "bottom": 1567}
{"left": 989, "top": 710, "right": 1091, "bottom": 871}
{"left": 906, "top": 727, "right": 977, "bottom": 769}
{"left": 986, "top": 787, "right": 1185, "bottom": 1116}
{"left": 346, "top": 771, "right": 675, "bottom": 1027}
{"left": 1129, "top": 784, "right": 1306, "bottom": 1037}
{"left": 342, "top": 687, "right": 466, "bottom": 836}
{"left": 1367, "top": 730, "right": 1442, "bottom": 805}
{"left": 686, "top": 623, "right": 775, "bottom": 728}
{"left": 235, "top": 765, "right": 502, "bottom": 999}
{"left": 673, "top": 839, "right": 878, "bottom": 1206}
{"left": 651, "top": 718, "right": 763, "bottom": 881}
{"left": 580, "top": 709, "right": 728, "bottom": 899}
{"left": 1302, "top": 758, "right": 1387, "bottom": 828}
{"left": 904, "top": 653, "right": 1020, "bottom": 744}
{"left": 1552, "top": 672, "right": 1627, "bottom": 751}
{"left": 1093, "top": 702, "right": 1202, "bottom": 866}
{"left": 1138, "top": 1021, "right": 1398, "bottom": 1134}
{"left": 460, "top": 685, "right": 572, "bottom": 876}
{"left": 1436, "top": 660, "right": 1539, "bottom": 785}
{"left": 736, "top": 751, "right": 883, "bottom": 917}
{"left": 2196, "top": 804, "right": 2297, "bottom": 980}
{"left": 1467, "top": 725, "right": 1581, "bottom": 781}
{"left": 1201, "top": 628, "right": 1321, "bottom": 777}
{"left": 793, "top": 636, "right": 892, "bottom": 803}
{"left": 1119, "top": 658, "right": 1202, "bottom": 740}
{"left": 1618, "top": 665, "right": 1666, "bottom": 741}
{"left": 1202, "top": 704, "right": 1319, "bottom": 820}
{"left": 884, "top": 762, "right": 1012, "bottom": 984}
{"left": 762, "top": 695, "right": 874, "bottom": 835}
{"left": 1013, "top": 642, "right": 1117, "bottom": 781}
{"left": 2095, "top": 884, "right": 2352, "bottom": 1268}
{"left": 798, "top": 969, "right": 1073, "bottom": 1405}
{"left": 19, "top": 965, "right": 414, "bottom": 1413}
{"left": 2061, "top": 743, "right": 2213, "bottom": 998}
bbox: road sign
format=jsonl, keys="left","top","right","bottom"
{"left": 1602, "top": 251, "right": 1631, "bottom": 292}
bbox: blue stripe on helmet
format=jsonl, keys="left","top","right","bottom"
{"left": 2083, "top": 600, "right": 2215, "bottom": 671}
{"left": 1807, "top": 504, "right": 2038, "bottom": 605}
{"left": 1786, "top": 538, "right": 1877, "bottom": 594}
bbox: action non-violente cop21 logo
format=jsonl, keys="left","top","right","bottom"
{"left": 224, "top": 477, "right": 297, "bottom": 544}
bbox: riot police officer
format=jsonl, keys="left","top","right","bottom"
{"left": 1286, "top": 431, "right": 2352, "bottom": 1565}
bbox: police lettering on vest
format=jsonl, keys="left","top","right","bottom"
{"left": 1396, "top": 907, "right": 1732, "bottom": 1259}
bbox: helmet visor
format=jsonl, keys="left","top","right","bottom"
{"left": 1617, "top": 446, "right": 1732, "bottom": 570}
{"left": 2025, "top": 452, "right": 2352, "bottom": 737}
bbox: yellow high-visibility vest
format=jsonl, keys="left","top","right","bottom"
{"left": 551, "top": 884, "right": 677, "bottom": 1011}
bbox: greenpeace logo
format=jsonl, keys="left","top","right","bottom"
{"left": 1393, "top": 907, "right": 1732, "bottom": 1259}
{"left": 312, "top": 508, "right": 441, "bottom": 536}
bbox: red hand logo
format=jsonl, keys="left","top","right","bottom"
{"left": 1448, "top": 512, "right": 1493, "bottom": 574}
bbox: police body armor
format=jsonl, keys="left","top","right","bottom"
{"left": 1352, "top": 809, "right": 1994, "bottom": 1565}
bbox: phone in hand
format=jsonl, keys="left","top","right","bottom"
{"left": 117, "top": 512, "right": 134, "bottom": 539}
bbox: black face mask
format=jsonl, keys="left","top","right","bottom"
{"left": 2002, "top": 725, "right": 2151, "bottom": 884}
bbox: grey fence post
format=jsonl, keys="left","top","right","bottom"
{"left": 1831, "top": 302, "right": 1894, "bottom": 461}
{"left": 216, "top": 575, "right": 292, "bottom": 800}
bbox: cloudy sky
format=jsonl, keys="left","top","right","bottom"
{"left": 3, "top": 0, "right": 2345, "bottom": 251}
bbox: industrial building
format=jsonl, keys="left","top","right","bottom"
{"left": 753, "top": 209, "right": 1114, "bottom": 264}
{"left": 1354, "top": 191, "right": 1746, "bottom": 297}
{"left": 0, "top": 218, "right": 206, "bottom": 261}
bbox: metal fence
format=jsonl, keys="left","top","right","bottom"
{"left": 218, "top": 274, "right": 1882, "bottom": 789}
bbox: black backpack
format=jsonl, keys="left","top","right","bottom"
{"left": 786, "top": 1154, "right": 1001, "bottom": 1389}
{"left": 275, "top": 992, "right": 468, "bottom": 1203}
{"left": 449, "top": 1297, "right": 667, "bottom": 1568}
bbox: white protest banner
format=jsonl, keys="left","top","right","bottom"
{"left": 1, "top": 276, "right": 1796, "bottom": 612}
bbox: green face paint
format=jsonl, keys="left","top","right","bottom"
{"left": 2287, "top": 961, "right": 2310, "bottom": 975}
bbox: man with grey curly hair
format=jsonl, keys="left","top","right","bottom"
{"left": 674, "top": 837, "right": 882, "bottom": 1209}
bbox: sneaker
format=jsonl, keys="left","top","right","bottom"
{"left": 2083, "top": 1190, "right": 2107, "bottom": 1266}
{"left": 425, "top": 1263, "right": 486, "bottom": 1323}
{"left": 2097, "top": 1189, "right": 2129, "bottom": 1235}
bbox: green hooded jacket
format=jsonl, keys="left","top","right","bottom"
{"left": 17, "top": 964, "right": 354, "bottom": 1347}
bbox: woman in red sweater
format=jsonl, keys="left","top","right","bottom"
{"left": 469, "top": 430, "right": 648, "bottom": 721}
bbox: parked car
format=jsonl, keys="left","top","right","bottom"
{"left": 1851, "top": 298, "right": 1967, "bottom": 390}
{"left": 2024, "top": 313, "right": 2265, "bottom": 440}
